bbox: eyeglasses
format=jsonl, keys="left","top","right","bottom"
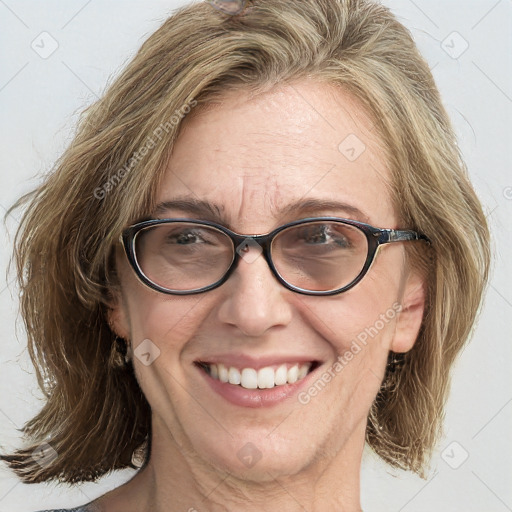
{"left": 120, "top": 217, "right": 429, "bottom": 296}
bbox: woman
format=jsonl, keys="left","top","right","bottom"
{"left": 2, "top": 0, "right": 490, "bottom": 510}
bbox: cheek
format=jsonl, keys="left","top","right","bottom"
{"left": 295, "top": 248, "right": 404, "bottom": 366}
{"left": 118, "top": 254, "right": 212, "bottom": 367}
{"left": 292, "top": 270, "right": 403, "bottom": 437}
{"left": 126, "top": 293, "right": 207, "bottom": 350}
{"left": 121, "top": 286, "right": 216, "bottom": 416}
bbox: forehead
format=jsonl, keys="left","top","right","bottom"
{"left": 157, "top": 80, "right": 396, "bottom": 231}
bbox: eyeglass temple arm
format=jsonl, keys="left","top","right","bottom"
{"left": 377, "top": 229, "right": 431, "bottom": 245}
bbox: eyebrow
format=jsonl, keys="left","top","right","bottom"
{"left": 152, "top": 197, "right": 369, "bottom": 225}
{"left": 154, "top": 197, "right": 224, "bottom": 220}
{"left": 279, "top": 198, "right": 369, "bottom": 223}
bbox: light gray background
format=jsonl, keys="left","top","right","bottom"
{"left": 0, "top": 1, "right": 511, "bottom": 511}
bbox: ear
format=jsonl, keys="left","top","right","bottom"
{"left": 391, "top": 271, "right": 426, "bottom": 353}
{"left": 106, "top": 288, "right": 131, "bottom": 341}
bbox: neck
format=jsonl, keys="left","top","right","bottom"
{"left": 95, "top": 416, "right": 365, "bottom": 512}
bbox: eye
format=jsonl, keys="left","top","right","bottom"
{"left": 164, "top": 227, "right": 214, "bottom": 245}
{"left": 298, "top": 225, "right": 351, "bottom": 248}
{"left": 168, "top": 230, "right": 205, "bottom": 245}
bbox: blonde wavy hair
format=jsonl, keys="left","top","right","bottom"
{"left": 2, "top": 0, "right": 490, "bottom": 483}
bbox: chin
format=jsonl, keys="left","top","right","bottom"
{"left": 194, "top": 430, "right": 317, "bottom": 481}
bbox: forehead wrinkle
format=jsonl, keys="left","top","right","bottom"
{"left": 240, "top": 126, "right": 370, "bottom": 184}
{"left": 243, "top": 129, "right": 328, "bottom": 158}
{"left": 232, "top": 134, "right": 339, "bottom": 202}
{"left": 234, "top": 172, "right": 283, "bottom": 224}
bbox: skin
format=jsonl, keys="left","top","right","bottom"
{"left": 97, "top": 79, "right": 426, "bottom": 512}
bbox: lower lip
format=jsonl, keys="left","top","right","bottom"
{"left": 196, "top": 364, "right": 318, "bottom": 408}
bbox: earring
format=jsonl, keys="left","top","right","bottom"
{"left": 131, "top": 437, "right": 149, "bottom": 469}
{"left": 386, "top": 351, "right": 405, "bottom": 374}
{"left": 109, "top": 336, "right": 132, "bottom": 367}
{"left": 379, "top": 352, "right": 406, "bottom": 391}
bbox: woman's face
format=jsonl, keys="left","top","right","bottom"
{"left": 113, "top": 80, "right": 425, "bottom": 481}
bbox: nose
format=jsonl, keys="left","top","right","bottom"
{"left": 216, "top": 247, "right": 293, "bottom": 337}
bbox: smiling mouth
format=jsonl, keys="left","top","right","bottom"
{"left": 195, "top": 361, "right": 320, "bottom": 390}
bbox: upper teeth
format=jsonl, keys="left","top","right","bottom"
{"left": 206, "top": 363, "right": 312, "bottom": 389}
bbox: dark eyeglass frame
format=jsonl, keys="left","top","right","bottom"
{"left": 120, "top": 216, "right": 430, "bottom": 296}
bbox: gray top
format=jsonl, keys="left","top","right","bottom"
{"left": 36, "top": 508, "right": 92, "bottom": 512}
